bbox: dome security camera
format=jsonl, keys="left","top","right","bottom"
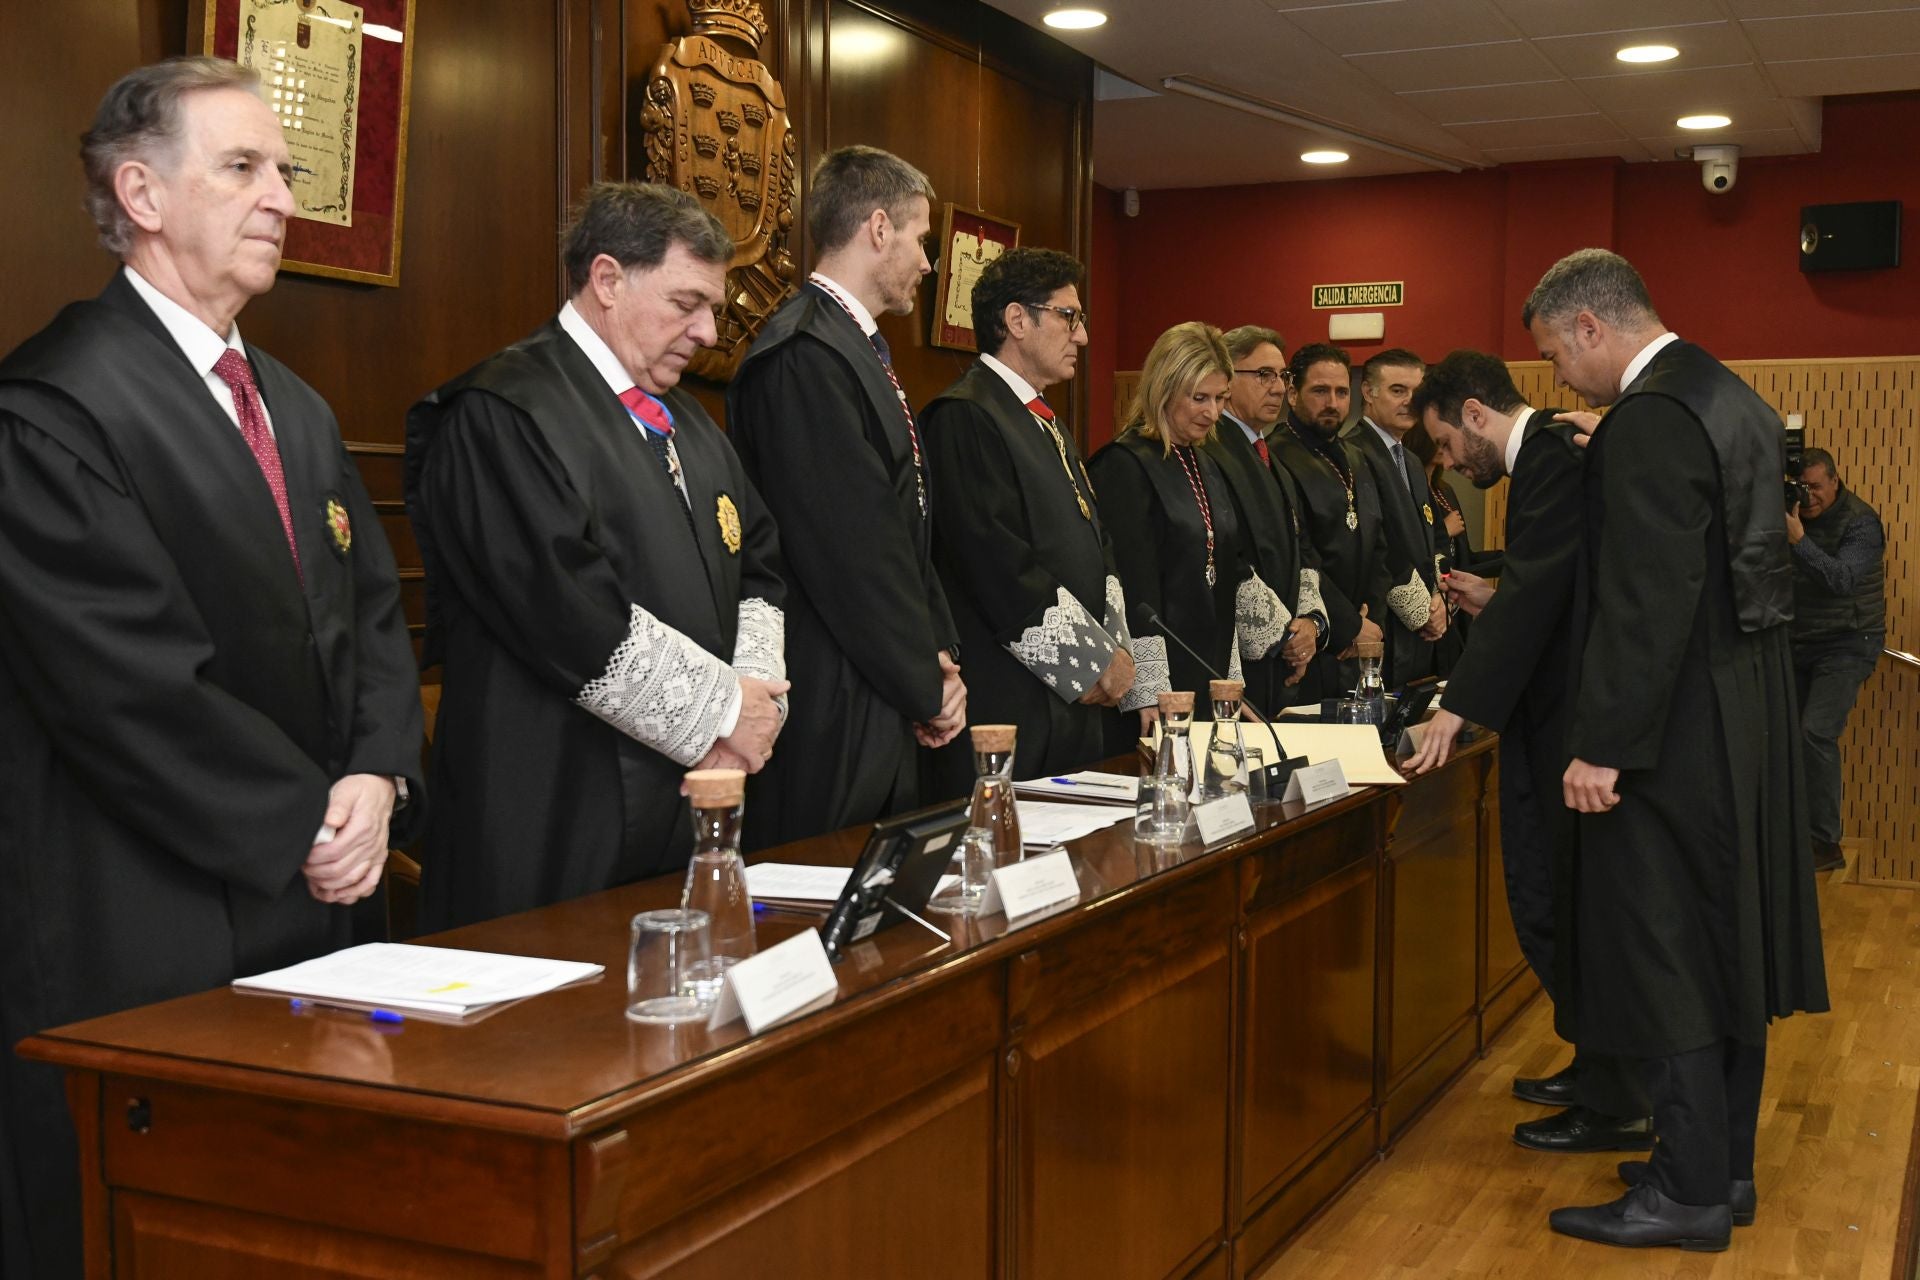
{"left": 1693, "top": 144, "right": 1740, "bottom": 194}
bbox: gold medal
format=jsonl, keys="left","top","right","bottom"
{"left": 715, "top": 493, "right": 742, "bottom": 554}
{"left": 1077, "top": 493, "right": 1091, "bottom": 520}
{"left": 325, "top": 498, "right": 352, "bottom": 553}
{"left": 1423, "top": 503, "right": 1434, "bottom": 524}
{"left": 1345, "top": 505, "right": 1359, "bottom": 531}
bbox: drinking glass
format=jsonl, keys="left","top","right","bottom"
{"left": 627, "top": 909, "right": 712, "bottom": 1024}
{"left": 1244, "top": 747, "right": 1270, "bottom": 810}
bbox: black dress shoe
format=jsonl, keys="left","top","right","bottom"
{"left": 1513, "top": 1061, "right": 1579, "bottom": 1106}
{"left": 1813, "top": 840, "right": 1846, "bottom": 872}
{"left": 1513, "top": 1106, "right": 1655, "bottom": 1152}
{"left": 1618, "top": 1160, "right": 1757, "bottom": 1226}
{"left": 1549, "top": 1183, "right": 1731, "bottom": 1252}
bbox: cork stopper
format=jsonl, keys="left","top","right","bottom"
{"left": 683, "top": 768, "right": 746, "bottom": 807}
{"left": 1354, "top": 639, "right": 1384, "bottom": 660}
{"left": 970, "top": 724, "right": 1017, "bottom": 753}
{"left": 1157, "top": 690, "right": 1195, "bottom": 715}
{"left": 1209, "top": 679, "right": 1244, "bottom": 702}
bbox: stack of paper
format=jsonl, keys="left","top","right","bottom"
{"left": 744, "top": 862, "right": 853, "bottom": 906}
{"left": 1015, "top": 800, "right": 1133, "bottom": 848}
{"left": 1013, "top": 771, "right": 1139, "bottom": 804}
{"left": 1145, "top": 721, "right": 1404, "bottom": 787}
{"left": 234, "top": 943, "right": 603, "bottom": 1018}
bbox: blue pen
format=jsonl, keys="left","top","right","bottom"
{"left": 290, "top": 997, "right": 405, "bottom": 1024}
{"left": 1049, "top": 777, "right": 1132, "bottom": 791}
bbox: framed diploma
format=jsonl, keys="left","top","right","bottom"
{"left": 198, "top": 0, "right": 417, "bottom": 285}
{"left": 930, "top": 204, "right": 1021, "bottom": 352}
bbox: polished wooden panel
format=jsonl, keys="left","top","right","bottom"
{"left": 1014, "top": 871, "right": 1234, "bottom": 1280}
{"left": 1477, "top": 756, "right": 1537, "bottom": 1044}
{"left": 22, "top": 744, "right": 1523, "bottom": 1277}
{"left": 1384, "top": 763, "right": 1482, "bottom": 1086}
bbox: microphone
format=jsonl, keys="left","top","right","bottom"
{"left": 1130, "top": 602, "right": 1278, "bottom": 728}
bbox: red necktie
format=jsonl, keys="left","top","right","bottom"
{"left": 619, "top": 386, "right": 674, "bottom": 437}
{"left": 212, "top": 349, "right": 301, "bottom": 581}
{"left": 1254, "top": 435, "right": 1271, "bottom": 467}
{"left": 1026, "top": 396, "right": 1054, "bottom": 422}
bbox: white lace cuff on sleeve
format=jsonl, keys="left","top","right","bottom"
{"left": 1235, "top": 572, "right": 1292, "bottom": 661}
{"left": 1006, "top": 584, "right": 1119, "bottom": 704}
{"left": 576, "top": 603, "right": 735, "bottom": 765}
{"left": 1387, "top": 570, "right": 1431, "bottom": 632}
{"left": 1119, "top": 633, "right": 1170, "bottom": 712}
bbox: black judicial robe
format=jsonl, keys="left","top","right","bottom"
{"left": 1438, "top": 414, "right": 1584, "bottom": 985}
{"left": 1205, "top": 416, "right": 1323, "bottom": 714}
{"left": 1355, "top": 421, "right": 1442, "bottom": 685}
{"left": 921, "top": 362, "right": 1125, "bottom": 796}
{"left": 406, "top": 322, "right": 783, "bottom": 928}
{"left": 1089, "top": 432, "right": 1251, "bottom": 722}
{"left": 1271, "top": 415, "right": 1392, "bottom": 700}
{"left": 728, "top": 286, "right": 958, "bottom": 848}
{"left": 0, "top": 274, "right": 423, "bottom": 1279}
{"left": 1561, "top": 342, "right": 1828, "bottom": 1059}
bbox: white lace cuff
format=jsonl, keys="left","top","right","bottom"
{"left": 1101, "top": 574, "right": 1133, "bottom": 651}
{"left": 576, "top": 603, "right": 735, "bottom": 765}
{"left": 733, "top": 597, "right": 788, "bottom": 723}
{"left": 1235, "top": 572, "right": 1292, "bottom": 661}
{"left": 1297, "top": 566, "right": 1327, "bottom": 626}
{"left": 1006, "top": 585, "right": 1119, "bottom": 704}
{"left": 1387, "top": 570, "right": 1430, "bottom": 632}
{"left": 1228, "top": 635, "right": 1244, "bottom": 683}
{"left": 1119, "top": 633, "right": 1170, "bottom": 712}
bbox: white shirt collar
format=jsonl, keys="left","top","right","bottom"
{"left": 1363, "top": 416, "right": 1400, "bottom": 453}
{"left": 1619, "top": 331, "right": 1680, "bottom": 395}
{"left": 809, "top": 272, "right": 876, "bottom": 336}
{"left": 1222, "top": 410, "right": 1266, "bottom": 446}
{"left": 980, "top": 352, "right": 1039, "bottom": 405}
{"left": 557, "top": 299, "right": 637, "bottom": 397}
{"left": 122, "top": 264, "right": 246, "bottom": 376}
{"left": 1503, "top": 405, "right": 1535, "bottom": 477}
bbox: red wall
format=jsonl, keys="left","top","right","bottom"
{"left": 1092, "top": 92, "right": 1920, "bottom": 403}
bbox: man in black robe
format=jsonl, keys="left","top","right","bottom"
{"left": 1209, "top": 325, "right": 1332, "bottom": 713}
{"left": 729, "top": 146, "right": 964, "bottom": 847}
{"left": 0, "top": 59, "right": 424, "bottom": 1277}
{"left": 1523, "top": 249, "right": 1828, "bottom": 1250}
{"left": 920, "top": 247, "right": 1134, "bottom": 796}
{"left": 1353, "top": 349, "right": 1449, "bottom": 685}
{"left": 1402, "top": 350, "right": 1652, "bottom": 1156}
{"left": 407, "top": 183, "right": 787, "bottom": 929}
{"left": 1270, "top": 343, "right": 1424, "bottom": 700}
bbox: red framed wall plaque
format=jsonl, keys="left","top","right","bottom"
{"left": 931, "top": 203, "right": 1021, "bottom": 352}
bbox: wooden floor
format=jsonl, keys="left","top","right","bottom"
{"left": 1258, "top": 877, "right": 1920, "bottom": 1279}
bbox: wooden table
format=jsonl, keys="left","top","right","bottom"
{"left": 20, "top": 741, "right": 1534, "bottom": 1279}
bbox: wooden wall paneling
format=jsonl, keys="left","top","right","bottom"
{"left": 1476, "top": 756, "right": 1538, "bottom": 1044}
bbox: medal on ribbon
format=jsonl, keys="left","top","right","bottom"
{"left": 716, "top": 493, "right": 743, "bottom": 554}
{"left": 325, "top": 497, "right": 352, "bottom": 554}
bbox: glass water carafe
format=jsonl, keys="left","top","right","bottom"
{"left": 1144, "top": 690, "right": 1195, "bottom": 843}
{"left": 679, "top": 768, "right": 756, "bottom": 1001}
{"left": 1201, "top": 678, "right": 1248, "bottom": 800}
{"left": 934, "top": 724, "right": 1022, "bottom": 914}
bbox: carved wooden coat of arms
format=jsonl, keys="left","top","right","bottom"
{"left": 641, "top": 0, "right": 798, "bottom": 382}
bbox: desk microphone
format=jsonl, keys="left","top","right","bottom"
{"left": 1130, "top": 602, "right": 1278, "bottom": 729}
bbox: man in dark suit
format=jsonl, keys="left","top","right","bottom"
{"left": 729, "top": 146, "right": 964, "bottom": 847}
{"left": 1207, "top": 325, "right": 1330, "bottom": 712}
{"left": 1403, "top": 350, "right": 1652, "bottom": 1158}
{"left": 0, "top": 58, "right": 424, "bottom": 1276}
{"left": 1526, "top": 249, "right": 1828, "bottom": 1249}
{"left": 920, "top": 247, "right": 1134, "bottom": 795}
{"left": 407, "top": 183, "right": 788, "bottom": 929}
{"left": 1354, "top": 349, "right": 1448, "bottom": 684}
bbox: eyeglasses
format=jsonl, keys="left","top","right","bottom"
{"left": 1234, "top": 367, "right": 1290, "bottom": 387}
{"left": 1026, "top": 302, "right": 1090, "bottom": 332}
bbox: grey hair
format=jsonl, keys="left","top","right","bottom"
{"left": 806, "top": 145, "right": 936, "bottom": 254}
{"left": 1521, "top": 247, "right": 1661, "bottom": 332}
{"left": 561, "top": 182, "right": 732, "bottom": 293}
{"left": 1223, "top": 325, "right": 1285, "bottom": 364}
{"left": 82, "top": 57, "right": 262, "bottom": 257}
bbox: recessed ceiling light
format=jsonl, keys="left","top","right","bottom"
{"left": 1302, "top": 149, "right": 1349, "bottom": 165}
{"left": 1043, "top": 8, "right": 1107, "bottom": 29}
{"left": 1616, "top": 44, "right": 1679, "bottom": 64}
{"left": 1677, "top": 113, "right": 1732, "bottom": 130}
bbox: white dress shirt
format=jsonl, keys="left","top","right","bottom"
{"left": 1504, "top": 406, "right": 1536, "bottom": 478}
{"left": 123, "top": 265, "right": 273, "bottom": 437}
{"left": 1619, "top": 331, "right": 1681, "bottom": 395}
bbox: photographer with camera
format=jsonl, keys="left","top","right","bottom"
{"left": 1786, "top": 447, "right": 1886, "bottom": 872}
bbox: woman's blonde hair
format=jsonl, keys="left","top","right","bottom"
{"left": 1122, "top": 321, "right": 1233, "bottom": 456}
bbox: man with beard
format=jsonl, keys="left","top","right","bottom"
{"left": 407, "top": 183, "right": 787, "bottom": 928}
{"left": 1403, "top": 349, "right": 1652, "bottom": 1162}
{"left": 1270, "top": 343, "right": 1425, "bottom": 699}
{"left": 729, "top": 146, "right": 964, "bottom": 846}
{"left": 1354, "top": 349, "right": 1448, "bottom": 683}
{"left": 1207, "top": 325, "right": 1327, "bottom": 712}
{"left": 920, "top": 247, "right": 1134, "bottom": 794}
{"left": 1527, "top": 248, "right": 1827, "bottom": 1249}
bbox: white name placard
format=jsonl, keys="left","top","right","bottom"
{"left": 1282, "top": 759, "right": 1351, "bottom": 807}
{"left": 1193, "top": 792, "right": 1256, "bottom": 846}
{"left": 707, "top": 928, "right": 839, "bottom": 1035}
{"left": 981, "top": 848, "right": 1081, "bottom": 921}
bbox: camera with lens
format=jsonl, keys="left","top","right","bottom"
{"left": 1783, "top": 421, "right": 1807, "bottom": 511}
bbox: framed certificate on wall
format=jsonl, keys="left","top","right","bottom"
{"left": 930, "top": 204, "right": 1021, "bottom": 352}
{"left": 197, "top": 0, "right": 417, "bottom": 285}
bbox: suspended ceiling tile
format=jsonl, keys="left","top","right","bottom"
{"left": 1572, "top": 61, "right": 1777, "bottom": 114}
{"left": 1608, "top": 98, "right": 1799, "bottom": 134}
{"left": 1347, "top": 40, "right": 1563, "bottom": 91}
{"left": 1632, "top": 126, "right": 1813, "bottom": 158}
{"left": 1766, "top": 50, "right": 1920, "bottom": 96}
{"left": 1489, "top": 0, "right": 1728, "bottom": 40}
{"left": 1719, "top": 0, "right": 1920, "bottom": 17}
{"left": 1479, "top": 138, "right": 1652, "bottom": 162}
{"left": 1277, "top": 0, "right": 1517, "bottom": 57}
{"left": 1741, "top": 8, "right": 1920, "bottom": 61}
{"left": 1532, "top": 22, "right": 1755, "bottom": 81}
{"left": 1397, "top": 78, "right": 1585, "bottom": 124}
{"left": 1444, "top": 112, "right": 1628, "bottom": 149}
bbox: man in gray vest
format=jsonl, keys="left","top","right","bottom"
{"left": 1787, "top": 447, "right": 1886, "bottom": 872}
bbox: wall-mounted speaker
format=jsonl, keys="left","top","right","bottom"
{"left": 1799, "top": 201, "right": 1902, "bottom": 273}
